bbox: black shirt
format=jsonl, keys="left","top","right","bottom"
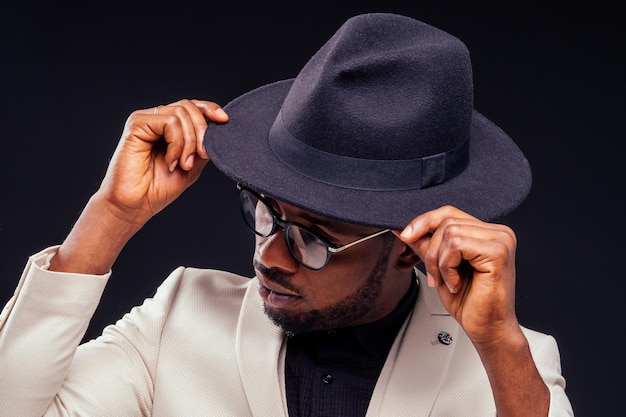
{"left": 285, "top": 278, "right": 419, "bottom": 417}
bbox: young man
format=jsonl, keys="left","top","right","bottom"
{"left": 0, "top": 13, "right": 573, "bottom": 416}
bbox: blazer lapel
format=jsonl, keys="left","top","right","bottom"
{"left": 236, "top": 277, "right": 289, "bottom": 417}
{"left": 366, "top": 270, "right": 460, "bottom": 417}
{"left": 236, "top": 272, "right": 460, "bottom": 417}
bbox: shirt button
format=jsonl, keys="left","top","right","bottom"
{"left": 322, "top": 373, "right": 333, "bottom": 384}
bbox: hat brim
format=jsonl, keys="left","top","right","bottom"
{"left": 204, "top": 79, "right": 531, "bottom": 230}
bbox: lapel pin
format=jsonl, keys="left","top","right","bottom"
{"left": 437, "top": 331, "right": 453, "bottom": 345}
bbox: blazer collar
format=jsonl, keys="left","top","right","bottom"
{"left": 366, "top": 269, "right": 459, "bottom": 416}
{"left": 236, "top": 278, "right": 289, "bottom": 416}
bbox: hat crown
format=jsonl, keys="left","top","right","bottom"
{"left": 280, "top": 13, "right": 474, "bottom": 160}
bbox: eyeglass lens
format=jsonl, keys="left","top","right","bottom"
{"left": 239, "top": 190, "right": 330, "bottom": 270}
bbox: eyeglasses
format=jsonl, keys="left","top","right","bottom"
{"left": 238, "top": 185, "right": 391, "bottom": 271}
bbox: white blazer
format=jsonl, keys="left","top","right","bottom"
{"left": 0, "top": 247, "right": 573, "bottom": 416}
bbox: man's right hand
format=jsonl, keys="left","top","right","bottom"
{"left": 49, "top": 99, "right": 228, "bottom": 275}
{"left": 99, "top": 99, "right": 228, "bottom": 226}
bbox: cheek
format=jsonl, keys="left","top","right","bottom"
{"left": 301, "top": 264, "right": 373, "bottom": 305}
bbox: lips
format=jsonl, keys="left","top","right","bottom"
{"left": 256, "top": 279, "right": 302, "bottom": 309}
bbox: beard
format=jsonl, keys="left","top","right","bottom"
{"left": 257, "top": 239, "right": 394, "bottom": 336}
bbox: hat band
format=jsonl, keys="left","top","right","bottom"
{"left": 268, "top": 111, "right": 470, "bottom": 191}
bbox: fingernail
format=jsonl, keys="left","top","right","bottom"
{"left": 446, "top": 282, "right": 457, "bottom": 294}
{"left": 169, "top": 160, "right": 178, "bottom": 172}
{"left": 216, "top": 107, "right": 228, "bottom": 119}
{"left": 400, "top": 224, "right": 413, "bottom": 238}
{"left": 186, "top": 154, "right": 194, "bottom": 168}
{"left": 427, "top": 272, "right": 435, "bottom": 287}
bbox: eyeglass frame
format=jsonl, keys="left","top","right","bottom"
{"left": 237, "top": 184, "right": 392, "bottom": 271}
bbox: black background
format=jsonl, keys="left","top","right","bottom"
{"left": 1, "top": 2, "right": 623, "bottom": 415}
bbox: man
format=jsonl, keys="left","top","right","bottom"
{"left": 0, "top": 13, "right": 573, "bottom": 416}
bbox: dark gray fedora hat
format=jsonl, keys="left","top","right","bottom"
{"left": 204, "top": 13, "right": 531, "bottom": 230}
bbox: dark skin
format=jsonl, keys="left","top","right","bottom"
{"left": 49, "top": 100, "right": 550, "bottom": 417}
{"left": 397, "top": 207, "right": 549, "bottom": 417}
{"left": 253, "top": 198, "right": 414, "bottom": 332}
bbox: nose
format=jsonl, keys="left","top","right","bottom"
{"left": 255, "top": 230, "right": 299, "bottom": 273}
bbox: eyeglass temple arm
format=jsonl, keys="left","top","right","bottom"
{"left": 327, "top": 229, "right": 392, "bottom": 254}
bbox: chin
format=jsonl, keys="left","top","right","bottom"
{"left": 263, "top": 304, "right": 327, "bottom": 336}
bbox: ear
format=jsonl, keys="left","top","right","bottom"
{"left": 393, "top": 242, "right": 422, "bottom": 271}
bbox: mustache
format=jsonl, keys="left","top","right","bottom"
{"left": 253, "top": 260, "right": 299, "bottom": 293}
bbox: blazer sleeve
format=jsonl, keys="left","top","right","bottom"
{"left": 523, "top": 327, "right": 575, "bottom": 416}
{"left": 0, "top": 247, "right": 109, "bottom": 416}
{"left": 0, "top": 247, "right": 187, "bottom": 417}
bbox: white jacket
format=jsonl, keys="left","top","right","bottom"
{"left": 0, "top": 247, "right": 574, "bottom": 416}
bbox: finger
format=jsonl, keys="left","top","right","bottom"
{"left": 121, "top": 107, "right": 191, "bottom": 174}
{"left": 151, "top": 100, "right": 205, "bottom": 171}
{"left": 395, "top": 206, "right": 474, "bottom": 284}
{"left": 137, "top": 99, "right": 228, "bottom": 123}
{"left": 397, "top": 209, "right": 513, "bottom": 291}
{"left": 166, "top": 100, "right": 209, "bottom": 170}
{"left": 191, "top": 99, "right": 229, "bottom": 123}
{"left": 191, "top": 99, "right": 229, "bottom": 159}
{"left": 172, "top": 99, "right": 228, "bottom": 161}
{"left": 138, "top": 100, "right": 228, "bottom": 170}
{"left": 442, "top": 234, "right": 514, "bottom": 295}
{"left": 432, "top": 222, "right": 515, "bottom": 293}
{"left": 398, "top": 205, "right": 476, "bottom": 243}
{"left": 142, "top": 111, "right": 188, "bottom": 172}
